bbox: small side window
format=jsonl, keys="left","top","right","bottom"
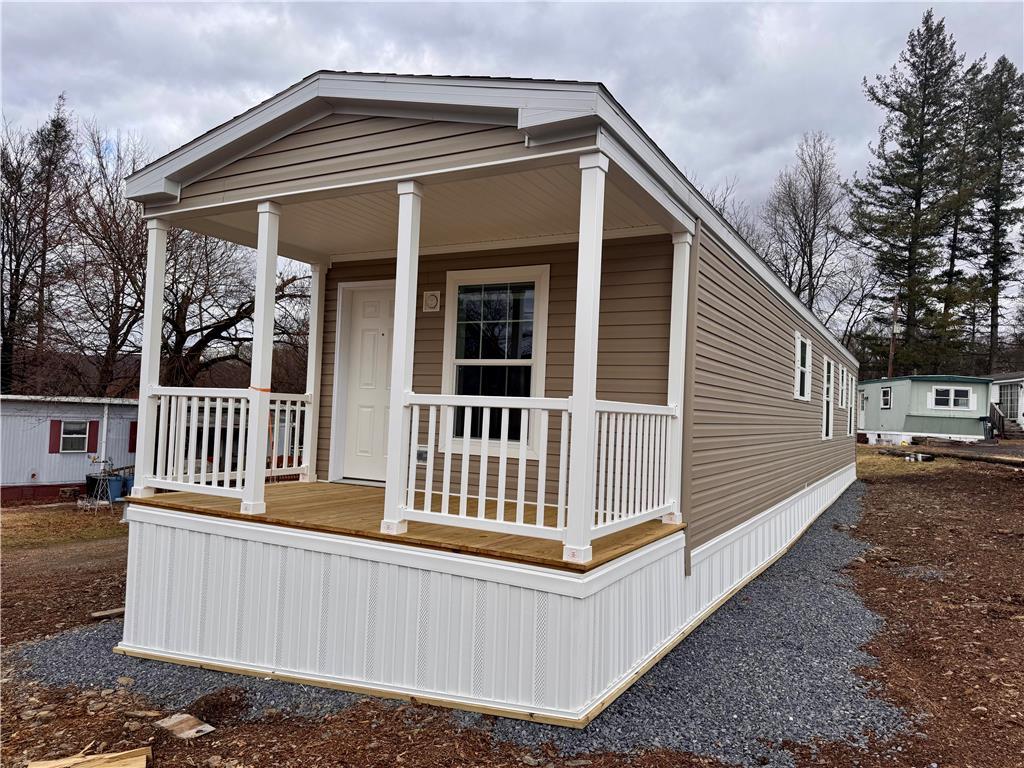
{"left": 953, "top": 388, "right": 970, "bottom": 409}
{"left": 880, "top": 387, "right": 891, "bottom": 410}
{"left": 60, "top": 421, "right": 88, "bottom": 453}
{"left": 793, "top": 331, "right": 812, "bottom": 401}
{"left": 933, "top": 388, "right": 951, "bottom": 408}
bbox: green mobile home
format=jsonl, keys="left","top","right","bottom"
{"left": 857, "top": 375, "right": 992, "bottom": 445}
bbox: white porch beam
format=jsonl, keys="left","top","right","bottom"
{"left": 563, "top": 152, "right": 608, "bottom": 564}
{"left": 302, "top": 262, "right": 327, "bottom": 481}
{"left": 130, "top": 218, "right": 169, "bottom": 498}
{"left": 664, "top": 230, "right": 693, "bottom": 525}
{"left": 240, "top": 201, "right": 281, "bottom": 514}
{"left": 381, "top": 180, "right": 423, "bottom": 536}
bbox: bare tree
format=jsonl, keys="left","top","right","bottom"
{"left": 761, "top": 132, "right": 849, "bottom": 315}
{"left": 54, "top": 125, "right": 148, "bottom": 396}
{"left": 698, "top": 175, "right": 767, "bottom": 253}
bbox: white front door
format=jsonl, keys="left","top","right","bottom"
{"left": 342, "top": 287, "right": 394, "bottom": 481}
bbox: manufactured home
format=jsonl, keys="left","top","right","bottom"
{"left": 856, "top": 375, "right": 991, "bottom": 445}
{"left": 119, "top": 72, "right": 858, "bottom": 726}
{"left": 0, "top": 395, "right": 138, "bottom": 501}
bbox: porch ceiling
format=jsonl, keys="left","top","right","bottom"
{"left": 172, "top": 161, "right": 667, "bottom": 263}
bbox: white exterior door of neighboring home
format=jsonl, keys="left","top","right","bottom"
{"left": 341, "top": 286, "right": 394, "bottom": 482}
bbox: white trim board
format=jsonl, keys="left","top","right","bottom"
{"left": 119, "top": 460, "right": 856, "bottom": 726}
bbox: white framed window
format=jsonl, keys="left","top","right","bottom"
{"left": 60, "top": 420, "right": 88, "bottom": 453}
{"left": 441, "top": 265, "right": 550, "bottom": 453}
{"left": 793, "top": 331, "right": 812, "bottom": 401}
{"left": 822, "top": 356, "right": 834, "bottom": 439}
{"left": 847, "top": 376, "right": 855, "bottom": 436}
{"left": 880, "top": 386, "right": 892, "bottom": 410}
{"left": 930, "top": 386, "right": 972, "bottom": 411}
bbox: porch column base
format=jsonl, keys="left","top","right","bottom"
{"left": 240, "top": 501, "right": 266, "bottom": 515}
{"left": 380, "top": 520, "right": 408, "bottom": 535}
{"left": 130, "top": 486, "right": 156, "bottom": 499}
{"left": 562, "top": 545, "right": 593, "bottom": 564}
{"left": 661, "top": 510, "right": 683, "bottom": 524}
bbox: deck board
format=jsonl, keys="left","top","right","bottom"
{"left": 134, "top": 481, "right": 686, "bottom": 572}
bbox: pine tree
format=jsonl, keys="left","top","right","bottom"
{"left": 848, "top": 9, "right": 963, "bottom": 375}
{"left": 975, "top": 55, "right": 1024, "bottom": 372}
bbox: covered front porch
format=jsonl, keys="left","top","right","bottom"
{"left": 129, "top": 103, "right": 697, "bottom": 565}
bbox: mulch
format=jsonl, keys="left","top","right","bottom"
{"left": 790, "top": 449, "right": 1024, "bottom": 767}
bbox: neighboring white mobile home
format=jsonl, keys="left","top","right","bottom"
{"left": 0, "top": 396, "right": 138, "bottom": 501}
{"left": 118, "top": 72, "right": 858, "bottom": 726}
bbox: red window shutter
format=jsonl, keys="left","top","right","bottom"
{"left": 128, "top": 421, "right": 138, "bottom": 453}
{"left": 48, "top": 420, "right": 62, "bottom": 453}
{"left": 87, "top": 420, "right": 100, "bottom": 453}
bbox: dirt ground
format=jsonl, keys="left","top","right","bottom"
{"left": 2, "top": 451, "right": 1022, "bottom": 767}
{"left": 1, "top": 503, "right": 128, "bottom": 645}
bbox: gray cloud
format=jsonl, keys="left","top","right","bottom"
{"left": 2, "top": 1, "right": 1022, "bottom": 211}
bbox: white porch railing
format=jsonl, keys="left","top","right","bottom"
{"left": 399, "top": 393, "right": 681, "bottom": 545}
{"left": 401, "top": 394, "right": 573, "bottom": 539}
{"left": 592, "top": 400, "right": 677, "bottom": 536}
{"left": 145, "top": 386, "right": 311, "bottom": 498}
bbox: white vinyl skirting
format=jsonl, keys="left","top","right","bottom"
{"left": 119, "top": 462, "right": 857, "bottom": 725}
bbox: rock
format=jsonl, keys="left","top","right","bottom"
{"left": 87, "top": 701, "right": 107, "bottom": 713}
{"left": 522, "top": 757, "right": 541, "bottom": 767}
{"left": 124, "top": 720, "right": 144, "bottom": 732}
{"left": 101, "top": 689, "right": 115, "bottom": 697}
{"left": 124, "top": 710, "right": 163, "bottom": 718}
{"left": 971, "top": 705, "right": 988, "bottom": 714}
{"left": 19, "top": 709, "right": 37, "bottom": 720}
{"left": 116, "top": 676, "right": 135, "bottom": 687}
{"left": 205, "top": 757, "right": 223, "bottom": 767}
{"left": 37, "top": 711, "right": 56, "bottom": 723}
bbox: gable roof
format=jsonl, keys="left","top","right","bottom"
{"left": 126, "top": 70, "right": 860, "bottom": 368}
{"left": 991, "top": 370, "right": 1024, "bottom": 382}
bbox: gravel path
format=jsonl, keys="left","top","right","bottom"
{"left": 7, "top": 481, "right": 904, "bottom": 767}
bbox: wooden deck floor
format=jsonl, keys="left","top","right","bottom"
{"left": 135, "top": 481, "right": 686, "bottom": 572}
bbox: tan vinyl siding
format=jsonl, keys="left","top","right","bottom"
{"left": 316, "top": 235, "right": 673, "bottom": 480}
{"left": 684, "top": 231, "right": 856, "bottom": 548}
{"left": 178, "top": 115, "right": 595, "bottom": 210}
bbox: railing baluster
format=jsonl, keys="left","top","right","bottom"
{"left": 283, "top": 400, "right": 293, "bottom": 469}
{"left": 477, "top": 407, "right": 490, "bottom": 517}
{"left": 441, "top": 405, "right": 453, "bottom": 515}
{"left": 597, "top": 412, "right": 608, "bottom": 525}
{"left": 406, "top": 405, "right": 420, "bottom": 510}
{"left": 156, "top": 395, "right": 169, "bottom": 480}
{"left": 557, "top": 410, "right": 569, "bottom": 529}
{"left": 496, "top": 408, "right": 509, "bottom": 522}
{"left": 212, "top": 398, "right": 223, "bottom": 487}
{"left": 200, "top": 397, "right": 210, "bottom": 486}
{"left": 425, "top": 406, "right": 436, "bottom": 513}
{"left": 236, "top": 397, "right": 247, "bottom": 488}
{"left": 535, "top": 409, "right": 548, "bottom": 527}
{"left": 224, "top": 398, "right": 235, "bottom": 488}
{"left": 640, "top": 414, "right": 649, "bottom": 513}
{"left": 515, "top": 408, "right": 528, "bottom": 525}
{"left": 187, "top": 396, "right": 199, "bottom": 484}
{"left": 175, "top": 397, "right": 188, "bottom": 483}
{"left": 614, "top": 412, "right": 625, "bottom": 521}
{"left": 459, "top": 406, "right": 471, "bottom": 516}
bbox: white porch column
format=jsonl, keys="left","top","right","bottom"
{"left": 240, "top": 201, "right": 280, "bottom": 514}
{"left": 301, "top": 262, "right": 327, "bottom": 482}
{"left": 664, "top": 230, "right": 693, "bottom": 524}
{"left": 564, "top": 152, "right": 608, "bottom": 563}
{"left": 381, "top": 180, "right": 423, "bottom": 535}
{"left": 130, "top": 218, "right": 169, "bottom": 498}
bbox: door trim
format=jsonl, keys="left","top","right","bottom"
{"left": 327, "top": 279, "right": 396, "bottom": 483}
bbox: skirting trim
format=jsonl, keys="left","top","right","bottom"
{"left": 117, "top": 461, "right": 856, "bottom": 726}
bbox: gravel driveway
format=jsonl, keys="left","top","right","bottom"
{"left": 6, "top": 482, "right": 905, "bottom": 767}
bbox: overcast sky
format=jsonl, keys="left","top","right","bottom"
{"left": 2, "top": 2, "right": 1022, "bottom": 210}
